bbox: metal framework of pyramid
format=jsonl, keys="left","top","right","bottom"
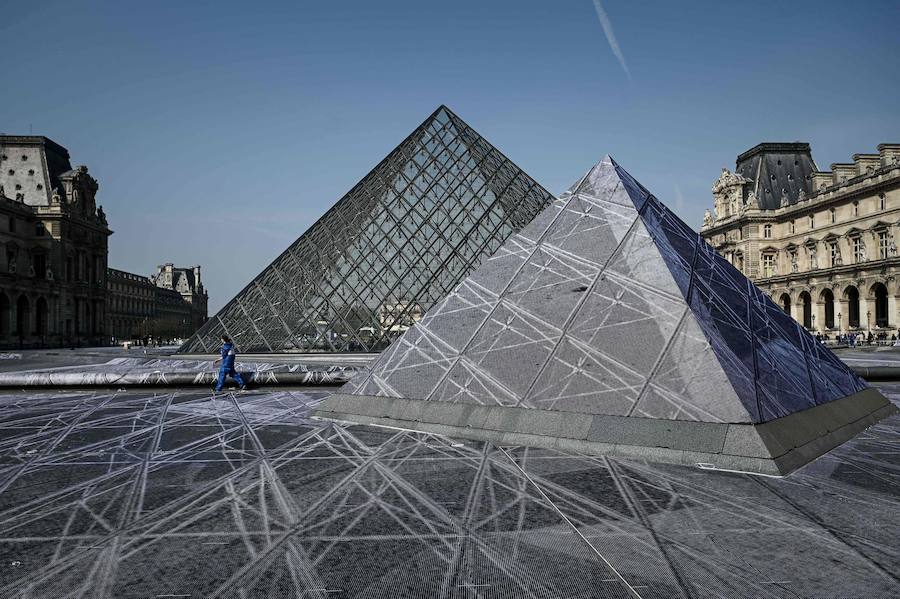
{"left": 315, "top": 156, "right": 898, "bottom": 476}
{"left": 181, "top": 106, "right": 555, "bottom": 353}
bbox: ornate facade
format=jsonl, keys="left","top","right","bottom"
{"left": 106, "top": 264, "right": 208, "bottom": 342}
{"left": 106, "top": 268, "right": 156, "bottom": 341}
{"left": 152, "top": 263, "right": 208, "bottom": 336}
{"left": 701, "top": 142, "right": 900, "bottom": 334}
{"left": 0, "top": 136, "right": 111, "bottom": 347}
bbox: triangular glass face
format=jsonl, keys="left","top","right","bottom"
{"left": 347, "top": 156, "right": 869, "bottom": 424}
{"left": 181, "top": 106, "right": 555, "bottom": 353}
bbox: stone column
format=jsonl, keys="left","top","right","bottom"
{"left": 815, "top": 300, "right": 826, "bottom": 333}
{"left": 832, "top": 294, "right": 842, "bottom": 331}
{"left": 11, "top": 301, "right": 19, "bottom": 338}
{"left": 838, "top": 300, "right": 848, "bottom": 333}
{"left": 791, "top": 296, "right": 803, "bottom": 326}
{"left": 888, "top": 294, "right": 897, "bottom": 330}
{"left": 4, "top": 303, "right": 12, "bottom": 338}
{"left": 860, "top": 295, "right": 871, "bottom": 331}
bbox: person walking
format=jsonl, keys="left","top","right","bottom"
{"left": 214, "top": 335, "right": 246, "bottom": 392}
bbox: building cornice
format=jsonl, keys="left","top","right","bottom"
{"left": 0, "top": 135, "right": 70, "bottom": 159}
{"left": 735, "top": 142, "right": 811, "bottom": 164}
{"left": 754, "top": 256, "right": 900, "bottom": 285}
{"left": 702, "top": 166, "right": 900, "bottom": 233}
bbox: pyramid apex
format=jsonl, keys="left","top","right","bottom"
{"left": 567, "top": 154, "right": 625, "bottom": 199}
{"left": 433, "top": 104, "right": 456, "bottom": 118}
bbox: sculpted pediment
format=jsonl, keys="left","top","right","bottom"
{"left": 711, "top": 168, "right": 749, "bottom": 194}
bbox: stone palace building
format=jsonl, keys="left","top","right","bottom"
{"left": 0, "top": 136, "right": 111, "bottom": 347}
{"left": 0, "top": 134, "right": 208, "bottom": 348}
{"left": 701, "top": 142, "right": 900, "bottom": 335}
{"left": 107, "top": 263, "right": 208, "bottom": 343}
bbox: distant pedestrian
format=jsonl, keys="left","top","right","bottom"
{"left": 214, "top": 335, "right": 246, "bottom": 393}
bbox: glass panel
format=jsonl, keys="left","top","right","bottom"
{"left": 180, "top": 107, "right": 555, "bottom": 352}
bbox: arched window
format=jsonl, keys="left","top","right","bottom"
{"left": 822, "top": 288, "right": 835, "bottom": 329}
{"left": 0, "top": 293, "right": 9, "bottom": 337}
{"left": 35, "top": 297, "right": 48, "bottom": 336}
{"left": 846, "top": 286, "right": 860, "bottom": 328}
{"left": 872, "top": 283, "right": 889, "bottom": 328}
{"left": 809, "top": 214, "right": 815, "bottom": 229}
{"left": 799, "top": 291, "right": 812, "bottom": 329}
{"left": 15, "top": 295, "right": 30, "bottom": 339}
{"left": 779, "top": 293, "right": 791, "bottom": 314}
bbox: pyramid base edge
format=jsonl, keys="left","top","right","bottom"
{"left": 312, "top": 390, "right": 898, "bottom": 477}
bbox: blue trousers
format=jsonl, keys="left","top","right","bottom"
{"left": 215, "top": 366, "right": 246, "bottom": 391}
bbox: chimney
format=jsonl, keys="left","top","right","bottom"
{"left": 193, "top": 265, "right": 201, "bottom": 288}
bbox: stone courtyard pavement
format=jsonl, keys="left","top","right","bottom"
{"left": 0, "top": 382, "right": 897, "bottom": 598}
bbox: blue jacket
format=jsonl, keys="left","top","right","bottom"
{"left": 220, "top": 342, "right": 237, "bottom": 369}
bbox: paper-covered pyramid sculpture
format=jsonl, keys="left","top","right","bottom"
{"left": 314, "top": 156, "right": 897, "bottom": 475}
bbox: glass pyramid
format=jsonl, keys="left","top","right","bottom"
{"left": 181, "top": 106, "right": 555, "bottom": 353}
{"left": 318, "top": 156, "right": 894, "bottom": 475}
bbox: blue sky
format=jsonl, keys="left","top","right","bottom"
{"left": 2, "top": 0, "right": 898, "bottom": 312}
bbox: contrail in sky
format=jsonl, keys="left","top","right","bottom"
{"left": 591, "top": 0, "right": 631, "bottom": 79}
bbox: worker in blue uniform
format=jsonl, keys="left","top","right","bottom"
{"left": 214, "top": 335, "right": 247, "bottom": 392}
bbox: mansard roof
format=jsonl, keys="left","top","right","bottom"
{"left": 735, "top": 142, "right": 817, "bottom": 210}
